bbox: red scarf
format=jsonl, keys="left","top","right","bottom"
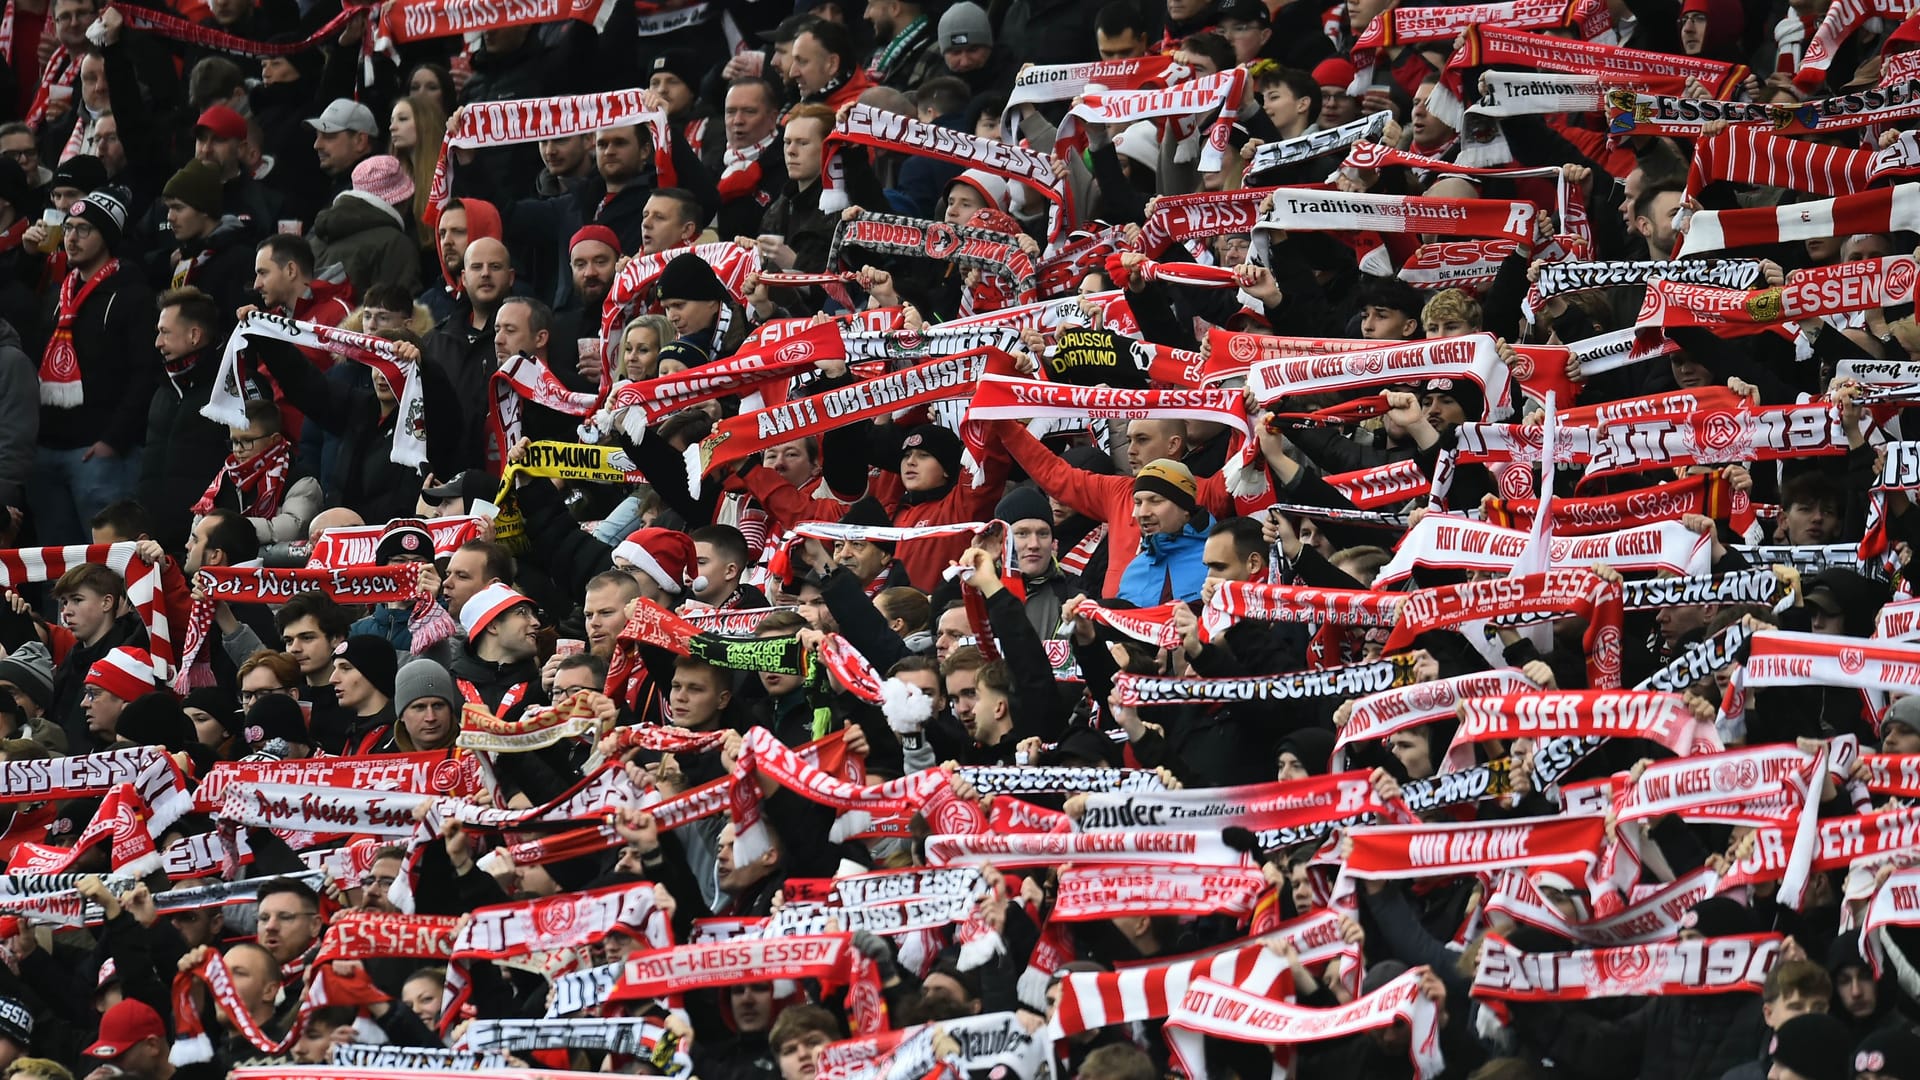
{"left": 1387, "top": 569, "right": 1625, "bottom": 687}
{"left": 40, "top": 258, "right": 117, "bottom": 408}
{"left": 192, "top": 435, "right": 291, "bottom": 518}
{"left": 22, "top": 43, "right": 71, "bottom": 130}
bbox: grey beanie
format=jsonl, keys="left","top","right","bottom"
{"left": 0, "top": 642, "right": 55, "bottom": 710}
{"left": 394, "top": 658, "right": 457, "bottom": 712}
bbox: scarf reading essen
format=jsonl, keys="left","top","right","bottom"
{"left": 692, "top": 348, "right": 991, "bottom": 481}
{"left": 1388, "top": 570, "right": 1623, "bottom": 686}
{"left": 823, "top": 105, "right": 1070, "bottom": 237}
{"left": 1638, "top": 255, "right": 1920, "bottom": 330}
{"left": 1680, "top": 184, "right": 1920, "bottom": 257}
{"left": 1485, "top": 473, "right": 1730, "bottom": 535}
{"left": 1607, "top": 79, "right": 1920, "bottom": 138}
{"left": 1472, "top": 933, "right": 1781, "bottom": 1003}
{"left": 1430, "top": 27, "right": 1749, "bottom": 129}
{"left": 1247, "top": 334, "right": 1513, "bottom": 418}
{"left": 0, "top": 544, "right": 174, "bottom": 682}
{"left": 1581, "top": 405, "right": 1847, "bottom": 484}
{"left": 1169, "top": 971, "right": 1445, "bottom": 1080}
{"left": 1337, "top": 669, "right": 1540, "bottom": 768}
{"left": 178, "top": 564, "right": 422, "bottom": 687}
{"left": 602, "top": 322, "right": 842, "bottom": 439}
{"left": 1245, "top": 112, "right": 1389, "bottom": 179}
{"left": 1447, "top": 690, "right": 1717, "bottom": 773}
{"left": 961, "top": 375, "right": 1249, "bottom": 469}
{"left": 1113, "top": 658, "right": 1416, "bottom": 709}
{"left": 925, "top": 831, "right": 1254, "bottom": 868}
{"left": 314, "top": 911, "right": 459, "bottom": 965}
{"left": 191, "top": 434, "right": 291, "bottom": 520}
{"left": 827, "top": 214, "right": 1037, "bottom": 303}
{"left": 1796, "top": 0, "right": 1912, "bottom": 88}
{"left": 39, "top": 259, "right": 119, "bottom": 407}
{"left": 377, "top": 0, "right": 617, "bottom": 45}
{"left": 610, "top": 933, "right": 860, "bottom": 1001}
{"left": 1350, "top": 0, "right": 1609, "bottom": 94}
{"left": 1077, "top": 771, "right": 1381, "bottom": 836}
{"left": 1142, "top": 187, "right": 1277, "bottom": 257}
{"left": 1058, "top": 69, "right": 1246, "bottom": 173}
{"left": 430, "top": 92, "right": 671, "bottom": 212}
{"left": 1052, "top": 865, "right": 1269, "bottom": 921}
{"left": 207, "top": 312, "right": 425, "bottom": 467}
{"left": 1256, "top": 189, "right": 1535, "bottom": 247}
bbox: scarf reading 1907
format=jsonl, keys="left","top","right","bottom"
{"left": 1472, "top": 933, "right": 1781, "bottom": 1002}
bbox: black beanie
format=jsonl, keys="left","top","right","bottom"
{"left": 840, "top": 496, "right": 897, "bottom": 552}
{"left": 1683, "top": 896, "right": 1759, "bottom": 938}
{"left": 1420, "top": 376, "right": 1484, "bottom": 422}
{"left": 655, "top": 252, "right": 729, "bottom": 303}
{"left": 1770, "top": 1013, "right": 1853, "bottom": 1080}
{"left": 115, "top": 691, "right": 196, "bottom": 752}
{"left": 899, "top": 424, "right": 963, "bottom": 483}
{"left": 994, "top": 484, "right": 1052, "bottom": 527}
{"left": 334, "top": 635, "right": 399, "bottom": 700}
{"left": 243, "top": 694, "right": 310, "bottom": 747}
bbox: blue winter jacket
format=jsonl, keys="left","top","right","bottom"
{"left": 1116, "top": 523, "right": 1209, "bottom": 606}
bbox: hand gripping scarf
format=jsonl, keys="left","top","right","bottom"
{"left": 1069, "top": 599, "right": 1186, "bottom": 649}
{"left": 1349, "top": 0, "right": 1609, "bottom": 94}
{"left": 601, "top": 321, "right": 844, "bottom": 439}
{"left": 1049, "top": 864, "right": 1269, "bottom": 923}
{"left": 487, "top": 351, "right": 599, "bottom": 466}
{"left": 207, "top": 312, "right": 426, "bottom": 467}
{"left": 1246, "top": 333, "right": 1514, "bottom": 418}
{"left": 598, "top": 242, "right": 761, "bottom": 389}
{"left": 1245, "top": 112, "right": 1390, "bottom": 179}
{"left": 457, "top": 697, "right": 612, "bottom": 754}
{"left": 1049, "top": 936, "right": 1294, "bottom": 1040}
{"left": 823, "top": 105, "right": 1071, "bottom": 238}
{"left": 1446, "top": 690, "right": 1719, "bottom": 773}
{"left": 1167, "top": 970, "right": 1445, "bottom": 1080}
{"left": 961, "top": 375, "right": 1248, "bottom": 472}
{"left": 429, "top": 91, "right": 672, "bottom": 211}
{"left": 826, "top": 214, "right": 1037, "bottom": 304}
{"left": 1078, "top": 772, "right": 1382, "bottom": 850}
{"left": 1637, "top": 255, "right": 1920, "bottom": 330}
{"left": 1472, "top": 933, "right": 1781, "bottom": 1003}
{"left": 7, "top": 783, "right": 159, "bottom": 877}
{"left": 0, "top": 544, "right": 173, "bottom": 681}
{"left": 1796, "top": 0, "right": 1915, "bottom": 89}
{"left": 1321, "top": 460, "right": 1432, "bottom": 508}
{"left": 1388, "top": 570, "right": 1625, "bottom": 686}
{"left": 172, "top": 951, "right": 389, "bottom": 1065}
{"left": 1001, "top": 55, "right": 1183, "bottom": 137}
{"left": 304, "top": 515, "right": 484, "bottom": 569}
{"left": 1680, "top": 184, "right": 1920, "bottom": 257}
{"left": 1112, "top": 659, "right": 1416, "bottom": 710}
{"left": 1430, "top": 27, "right": 1749, "bottom": 129}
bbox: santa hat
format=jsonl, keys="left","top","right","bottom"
{"left": 85, "top": 648, "right": 155, "bottom": 704}
{"left": 459, "top": 582, "right": 534, "bottom": 640}
{"left": 614, "top": 528, "right": 707, "bottom": 596}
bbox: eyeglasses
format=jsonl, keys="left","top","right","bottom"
{"left": 0, "top": 148, "right": 35, "bottom": 163}
{"left": 553, "top": 684, "right": 598, "bottom": 700}
{"left": 230, "top": 432, "right": 267, "bottom": 451}
{"left": 81, "top": 687, "right": 106, "bottom": 702}
{"left": 239, "top": 686, "right": 295, "bottom": 705}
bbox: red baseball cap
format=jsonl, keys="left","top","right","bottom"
{"left": 195, "top": 104, "right": 247, "bottom": 143}
{"left": 84, "top": 999, "right": 166, "bottom": 1059}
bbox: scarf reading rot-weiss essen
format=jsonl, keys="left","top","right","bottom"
{"left": 39, "top": 258, "right": 118, "bottom": 407}
{"left": 1796, "top": 0, "right": 1911, "bottom": 88}
{"left": 827, "top": 214, "right": 1037, "bottom": 303}
{"left": 1680, "top": 184, "right": 1920, "bottom": 257}
{"left": 1051, "top": 864, "right": 1268, "bottom": 921}
{"left": 1389, "top": 570, "right": 1624, "bottom": 685}
{"left": 191, "top": 435, "right": 290, "bottom": 519}
{"left": 0, "top": 544, "right": 173, "bottom": 679}
{"left": 376, "top": 0, "right": 616, "bottom": 45}
{"left": 1485, "top": 472, "right": 1731, "bottom": 535}
{"left": 430, "top": 92, "right": 672, "bottom": 213}
{"left": 961, "top": 374, "right": 1248, "bottom": 468}
{"left": 693, "top": 349, "right": 990, "bottom": 478}
{"left": 1142, "top": 187, "right": 1277, "bottom": 257}
{"left": 207, "top": 312, "right": 426, "bottom": 467}
{"left": 1472, "top": 934, "right": 1781, "bottom": 1004}
{"left": 609, "top": 933, "right": 860, "bottom": 1000}
{"left": 1447, "top": 690, "right": 1718, "bottom": 773}
{"left": 195, "top": 749, "right": 476, "bottom": 811}
{"left": 1167, "top": 971, "right": 1445, "bottom": 1080}
{"left": 822, "top": 105, "right": 1071, "bottom": 238}
{"left": 177, "top": 563, "right": 422, "bottom": 691}
{"left": 1349, "top": 0, "right": 1609, "bottom": 95}
{"left": 1637, "top": 255, "right": 1920, "bottom": 330}
{"left": 1430, "top": 26, "right": 1749, "bottom": 130}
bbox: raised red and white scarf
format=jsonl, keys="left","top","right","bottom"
{"left": 1680, "top": 184, "right": 1920, "bottom": 257}
{"left": 1078, "top": 772, "right": 1380, "bottom": 836}
{"left": 1246, "top": 333, "right": 1513, "bottom": 419}
{"left": 7, "top": 782, "right": 159, "bottom": 877}
{"left": 693, "top": 351, "right": 989, "bottom": 479}
{"left": 430, "top": 92, "right": 672, "bottom": 213}
{"left": 1745, "top": 629, "right": 1920, "bottom": 700}
{"left": 1609, "top": 80, "right": 1920, "bottom": 138}
{"left": 1472, "top": 933, "right": 1780, "bottom": 1002}
{"left": 209, "top": 313, "right": 426, "bottom": 467}
{"left": 1257, "top": 189, "right": 1535, "bottom": 246}
{"left": 1796, "top": 0, "right": 1911, "bottom": 89}
{"left": 962, "top": 374, "right": 1247, "bottom": 469}
{"left": 1199, "top": 581, "right": 1400, "bottom": 642}
{"left": 610, "top": 933, "right": 859, "bottom": 1000}
{"left": 0, "top": 544, "right": 173, "bottom": 681}
{"left": 1323, "top": 460, "right": 1432, "bottom": 509}
{"left": 172, "top": 951, "right": 388, "bottom": 1064}
{"left": 39, "top": 257, "right": 117, "bottom": 407}
{"left": 192, "top": 435, "right": 291, "bottom": 519}
{"left": 1071, "top": 599, "right": 1184, "bottom": 649}
{"left": 823, "top": 105, "right": 1070, "bottom": 237}
{"left": 1391, "top": 570, "right": 1624, "bottom": 685}
{"left": 1002, "top": 55, "right": 1182, "bottom": 134}
{"left": 774, "top": 867, "right": 985, "bottom": 936}
{"left": 1638, "top": 255, "right": 1920, "bottom": 330}
{"left": 1142, "top": 187, "right": 1276, "bottom": 257}
{"left": 1336, "top": 669, "right": 1538, "bottom": 768}
{"left": 1862, "top": 866, "right": 1920, "bottom": 975}
{"left": 1114, "top": 660, "right": 1414, "bottom": 709}
{"left": 1053, "top": 864, "right": 1269, "bottom": 922}
{"left": 1050, "top": 936, "right": 1293, "bottom": 1040}
{"left": 1350, "top": 0, "right": 1609, "bottom": 94}
{"left": 177, "top": 563, "right": 420, "bottom": 691}
{"left": 314, "top": 911, "right": 459, "bottom": 965}
{"left": 22, "top": 45, "right": 73, "bottom": 130}
{"left": 488, "top": 351, "right": 599, "bottom": 468}
{"left": 1612, "top": 744, "right": 1821, "bottom": 828}
{"left": 826, "top": 214, "right": 1038, "bottom": 307}
{"left": 454, "top": 881, "right": 667, "bottom": 968}
{"left": 1058, "top": 69, "right": 1246, "bottom": 173}
{"left": 1448, "top": 690, "right": 1717, "bottom": 773}
{"left": 1168, "top": 970, "right": 1443, "bottom": 1079}
{"left": 1376, "top": 514, "right": 1711, "bottom": 584}
{"left": 598, "top": 241, "right": 758, "bottom": 387}
{"left": 1432, "top": 27, "right": 1748, "bottom": 128}
{"left": 1485, "top": 473, "right": 1729, "bottom": 536}
{"left": 1684, "top": 127, "right": 1920, "bottom": 203}
{"left": 925, "top": 831, "right": 1253, "bottom": 868}
{"left": 1581, "top": 405, "right": 1847, "bottom": 484}
{"left": 120, "top": 3, "right": 366, "bottom": 55}
{"left": 1245, "top": 112, "right": 1389, "bottom": 178}
{"left": 377, "top": 0, "right": 616, "bottom": 45}
{"left": 603, "top": 321, "right": 841, "bottom": 439}
{"left": 195, "top": 749, "right": 475, "bottom": 812}
{"left": 1485, "top": 865, "right": 1722, "bottom": 946}
{"left": 602, "top": 598, "right": 700, "bottom": 710}
{"left": 458, "top": 698, "right": 610, "bottom": 754}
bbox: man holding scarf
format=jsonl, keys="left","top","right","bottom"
{"left": 32, "top": 186, "right": 156, "bottom": 545}
{"left": 142, "top": 286, "right": 247, "bottom": 553}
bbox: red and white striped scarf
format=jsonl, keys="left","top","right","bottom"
{"left": 1049, "top": 936, "right": 1293, "bottom": 1039}
{"left": 1687, "top": 126, "right": 1901, "bottom": 199}
{"left": 172, "top": 951, "right": 389, "bottom": 1064}
{"left": 1473, "top": 933, "right": 1780, "bottom": 1002}
{"left": 1324, "top": 460, "right": 1432, "bottom": 508}
{"left": 1200, "top": 581, "right": 1400, "bottom": 642}
{"left": 1432, "top": 26, "right": 1748, "bottom": 128}
{"left": 1638, "top": 255, "right": 1920, "bottom": 330}
{"left": 1349, "top": 0, "right": 1609, "bottom": 94}
{"left": 1057, "top": 69, "right": 1246, "bottom": 174}
{"left": 1863, "top": 866, "right": 1920, "bottom": 975}
{"left": 1796, "top": 0, "right": 1911, "bottom": 89}
{"left": 1447, "top": 690, "right": 1718, "bottom": 773}
{"left": 0, "top": 544, "right": 173, "bottom": 680}
{"left": 487, "top": 351, "right": 598, "bottom": 468}
{"left": 606, "top": 321, "right": 842, "bottom": 438}
{"left": 1680, "top": 184, "right": 1920, "bottom": 257}
{"left": 191, "top": 436, "right": 291, "bottom": 521}
{"left": 1059, "top": 524, "right": 1107, "bottom": 577}
{"left": 1105, "top": 256, "right": 1239, "bottom": 290}
{"left": 1073, "top": 599, "right": 1184, "bottom": 649}
{"left": 121, "top": 3, "right": 366, "bottom": 56}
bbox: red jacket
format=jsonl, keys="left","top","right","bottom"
{"left": 1000, "top": 423, "right": 1232, "bottom": 598}
{"left": 874, "top": 450, "right": 1011, "bottom": 592}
